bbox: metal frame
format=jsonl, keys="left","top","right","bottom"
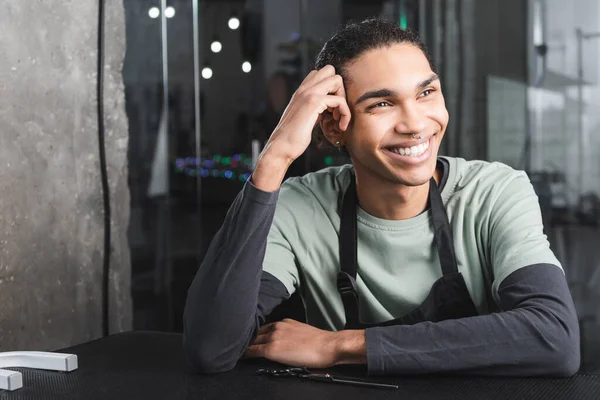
{"left": 576, "top": 29, "right": 600, "bottom": 199}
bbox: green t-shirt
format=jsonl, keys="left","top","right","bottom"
{"left": 262, "top": 157, "right": 562, "bottom": 331}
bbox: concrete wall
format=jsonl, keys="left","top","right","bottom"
{"left": 0, "top": 0, "right": 131, "bottom": 351}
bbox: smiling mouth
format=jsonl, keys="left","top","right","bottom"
{"left": 385, "top": 138, "right": 430, "bottom": 157}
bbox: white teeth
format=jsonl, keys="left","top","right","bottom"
{"left": 388, "top": 139, "right": 429, "bottom": 157}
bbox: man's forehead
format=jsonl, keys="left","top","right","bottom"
{"left": 344, "top": 44, "right": 434, "bottom": 92}
{"left": 345, "top": 70, "right": 437, "bottom": 91}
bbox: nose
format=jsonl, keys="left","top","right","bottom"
{"left": 393, "top": 102, "right": 426, "bottom": 137}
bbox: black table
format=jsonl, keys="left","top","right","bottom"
{"left": 1, "top": 331, "right": 599, "bottom": 399}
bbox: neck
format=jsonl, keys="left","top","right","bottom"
{"left": 354, "top": 166, "right": 441, "bottom": 221}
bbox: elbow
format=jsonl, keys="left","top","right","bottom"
{"left": 183, "top": 333, "right": 239, "bottom": 374}
{"left": 184, "top": 348, "right": 238, "bottom": 374}
{"left": 182, "top": 317, "right": 239, "bottom": 374}
{"left": 182, "top": 301, "right": 258, "bottom": 374}
{"left": 547, "top": 341, "right": 580, "bottom": 378}
{"left": 542, "top": 322, "right": 581, "bottom": 377}
{"left": 181, "top": 299, "right": 239, "bottom": 373}
{"left": 182, "top": 314, "right": 249, "bottom": 374}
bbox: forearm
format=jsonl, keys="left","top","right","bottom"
{"left": 365, "top": 265, "right": 580, "bottom": 377}
{"left": 251, "top": 146, "right": 293, "bottom": 192}
{"left": 366, "top": 308, "right": 577, "bottom": 376}
{"left": 183, "top": 180, "right": 279, "bottom": 373}
{"left": 334, "top": 330, "right": 368, "bottom": 366}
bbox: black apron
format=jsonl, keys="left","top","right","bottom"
{"left": 337, "top": 164, "right": 478, "bottom": 329}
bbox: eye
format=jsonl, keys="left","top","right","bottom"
{"left": 368, "top": 101, "right": 390, "bottom": 109}
{"left": 419, "top": 89, "right": 435, "bottom": 98}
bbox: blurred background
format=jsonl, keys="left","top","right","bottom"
{"left": 1, "top": 0, "right": 599, "bottom": 375}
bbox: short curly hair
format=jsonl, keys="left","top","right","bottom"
{"left": 312, "top": 18, "right": 435, "bottom": 150}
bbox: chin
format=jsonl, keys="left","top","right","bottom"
{"left": 389, "top": 157, "right": 438, "bottom": 187}
{"left": 391, "top": 173, "right": 431, "bottom": 187}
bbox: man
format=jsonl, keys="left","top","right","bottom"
{"left": 183, "top": 18, "right": 580, "bottom": 376}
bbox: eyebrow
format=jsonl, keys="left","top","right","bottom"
{"left": 354, "top": 74, "right": 440, "bottom": 106}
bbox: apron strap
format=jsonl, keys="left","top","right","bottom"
{"left": 338, "top": 172, "right": 360, "bottom": 328}
{"left": 337, "top": 271, "right": 360, "bottom": 329}
{"left": 339, "top": 173, "right": 358, "bottom": 278}
{"left": 429, "top": 177, "right": 459, "bottom": 276}
{"left": 337, "top": 164, "right": 459, "bottom": 329}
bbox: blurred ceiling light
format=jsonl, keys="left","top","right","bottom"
{"left": 202, "top": 67, "right": 213, "bottom": 79}
{"left": 165, "top": 6, "right": 176, "bottom": 18}
{"left": 228, "top": 16, "right": 240, "bottom": 30}
{"left": 211, "top": 40, "right": 222, "bottom": 53}
{"left": 242, "top": 61, "right": 252, "bottom": 73}
{"left": 148, "top": 7, "right": 160, "bottom": 18}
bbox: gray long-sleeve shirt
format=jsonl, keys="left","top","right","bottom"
{"left": 183, "top": 173, "right": 580, "bottom": 376}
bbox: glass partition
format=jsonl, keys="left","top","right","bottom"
{"left": 122, "top": 0, "right": 600, "bottom": 373}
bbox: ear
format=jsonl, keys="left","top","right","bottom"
{"left": 319, "top": 111, "right": 346, "bottom": 147}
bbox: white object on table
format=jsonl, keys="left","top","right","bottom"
{"left": 0, "top": 352, "right": 78, "bottom": 391}
{"left": 0, "top": 369, "right": 22, "bottom": 391}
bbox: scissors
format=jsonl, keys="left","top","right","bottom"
{"left": 256, "top": 367, "right": 398, "bottom": 389}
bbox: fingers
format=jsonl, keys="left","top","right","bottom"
{"left": 243, "top": 344, "right": 266, "bottom": 359}
{"left": 251, "top": 333, "right": 271, "bottom": 345}
{"left": 303, "top": 64, "right": 336, "bottom": 86}
{"left": 319, "top": 95, "right": 351, "bottom": 131}
{"left": 309, "top": 72, "right": 349, "bottom": 131}
{"left": 258, "top": 323, "right": 275, "bottom": 335}
{"left": 246, "top": 325, "right": 275, "bottom": 357}
{"left": 296, "top": 66, "right": 329, "bottom": 92}
{"left": 296, "top": 65, "right": 350, "bottom": 131}
{"left": 310, "top": 74, "right": 346, "bottom": 101}
{"left": 300, "top": 65, "right": 344, "bottom": 98}
{"left": 333, "top": 108, "right": 341, "bottom": 124}
{"left": 257, "top": 318, "right": 298, "bottom": 334}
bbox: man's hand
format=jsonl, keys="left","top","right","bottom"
{"left": 243, "top": 319, "right": 367, "bottom": 368}
{"left": 251, "top": 65, "right": 351, "bottom": 192}
{"left": 265, "top": 65, "right": 351, "bottom": 164}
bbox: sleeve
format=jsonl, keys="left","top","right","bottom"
{"left": 365, "top": 263, "right": 580, "bottom": 377}
{"left": 183, "top": 180, "right": 290, "bottom": 373}
{"left": 487, "top": 170, "right": 562, "bottom": 303}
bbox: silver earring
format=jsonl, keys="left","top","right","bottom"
{"left": 335, "top": 141, "right": 341, "bottom": 148}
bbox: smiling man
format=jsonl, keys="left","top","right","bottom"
{"left": 183, "top": 18, "right": 580, "bottom": 376}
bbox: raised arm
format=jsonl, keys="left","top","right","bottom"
{"left": 182, "top": 176, "right": 288, "bottom": 373}
{"left": 183, "top": 65, "right": 352, "bottom": 373}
